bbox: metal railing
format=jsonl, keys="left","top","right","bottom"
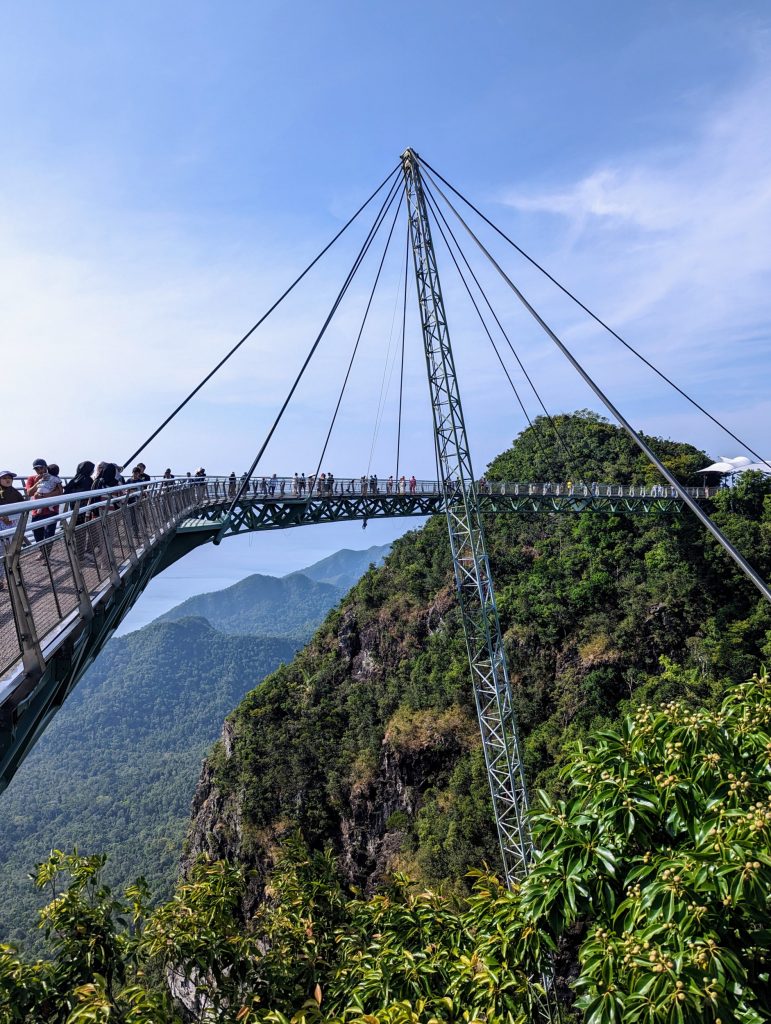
{"left": 181, "top": 475, "right": 719, "bottom": 501}
{"left": 0, "top": 479, "right": 206, "bottom": 686}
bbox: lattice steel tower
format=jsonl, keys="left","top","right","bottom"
{"left": 402, "top": 149, "right": 533, "bottom": 884}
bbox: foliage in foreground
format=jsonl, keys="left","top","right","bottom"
{"left": 2, "top": 672, "right": 770, "bottom": 1023}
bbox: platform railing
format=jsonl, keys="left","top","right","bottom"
{"left": 0, "top": 479, "right": 206, "bottom": 684}
{"left": 188, "top": 475, "right": 719, "bottom": 502}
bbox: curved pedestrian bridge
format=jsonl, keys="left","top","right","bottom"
{"left": 0, "top": 475, "right": 715, "bottom": 789}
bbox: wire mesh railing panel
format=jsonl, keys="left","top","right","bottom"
{"left": 16, "top": 539, "right": 73, "bottom": 642}
{"left": 102, "top": 511, "right": 124, "bottom": 570}
{"left": 111, "top": 510, "right": 133, "bottom": 565}
{"left": 0, "top": 593, "right": 21, "bottom": 680}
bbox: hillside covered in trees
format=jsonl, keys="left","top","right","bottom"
{"left": 0, "top": 551, "right": 390, "bottom": 954}
{"left": 187, "top": 412, "right": 771, "bottom": 895}
{"left": 3, "top": 670, "right": 769, "bottom": 1022}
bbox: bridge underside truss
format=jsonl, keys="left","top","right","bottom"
{"left": 177, "top": 490, "right": 685, "bottom": 538}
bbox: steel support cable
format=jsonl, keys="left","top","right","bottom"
{"left": 424, "top": 180, "right": 595, "bottom": 488}
{"left": 418, "top": 155, "right": 771, "bottom": 473}
{"left": 395, "top": 222, "right": 409, "bottom": 481}
{"left": 121, "top": 163, "right": 401, "bottom": 471}
{"left": 213, "top": 175, "right": 403, "bottom": 542}
{"left": 366, "top": 232, "right": 406, "bottom": 478}
{"left": 422, "top": 186, "right": 567, "bottom": 486}
{"left": 307, "top": 191, "right": 405, "bottom": 504}
{"left": 423, "top": 184, "right": 580, "bottom": 488}
{"left": 431, "top": 178, "right": 771, "bottom": 606}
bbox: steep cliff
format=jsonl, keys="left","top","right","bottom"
{"left": 184, "top": 413, "right": 771, "bottom": 895}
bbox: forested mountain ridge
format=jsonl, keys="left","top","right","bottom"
{"left": 186, "top": 412, "right": 771, "bottom": 899}
{"left": 0, "top": 617, "right": 298, "bottom": 952}
{"left": 288, "top": 544, "right": 390, "bottom": 590}
{"left": 0, "top": 557, "right": 383, "bottom": 953}
{"left": 157, "top": 572, "right": 343, "bottom": 640}
{"left": 157, "top": 549, "right": 390, "bottom": 639}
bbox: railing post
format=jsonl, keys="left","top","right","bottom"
{"left": 119, "top": 498, "right": 140, "bottom": 567}
{"left": 99, "top": 504, "right": 122, "bottom": 587}
{"left": 4, "top": 512, "right": 45, "bottom": 677}
{"left": 62, "top": 501, "right": 95, "bottom": 620}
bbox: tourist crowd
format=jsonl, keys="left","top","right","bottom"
{"left": 0, "top": 462, "right": 424, "bottom": 556}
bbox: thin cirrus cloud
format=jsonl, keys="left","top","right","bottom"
{"left": 498, "top": 70, "right": 771, "bottom": 393}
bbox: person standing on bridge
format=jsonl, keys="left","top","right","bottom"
{"left": 92, "top": 463, "right": 120, "bottom": 496}
{"left": 299, "top": 473, "right": 306, "bottom": 496}
{"left": 64, "top": 462, "right": 95, "bottom": 498}
{"left": 63, "top": 463, "right": 95, "bottom": 557}
{"left": 228, "top": 473, "right": 236, "bottom": 498}
{"left": 409, "top": 475, "right": 416, "bottom": 494}
{"left": 0, "top": 471, "right": 24, "bottom": 590}
{"left": 269, "top": 474, "right": 277, "bottom": 497}
{"left": 26, "top": 460, "right": 62, "bottom": 544}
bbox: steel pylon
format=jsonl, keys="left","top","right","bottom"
{"left": 401, "top": 149, "right": 533, "bottom": 884}
{"left": 402, "top": 149, "right": 559, "bottom": 1021}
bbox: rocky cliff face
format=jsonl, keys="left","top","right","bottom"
{"left": 183, "top": 579, "right": 481, "bottom": 903}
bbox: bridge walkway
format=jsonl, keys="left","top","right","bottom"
{"left": 0, "top": 475, "right": 715, "bottom": 789}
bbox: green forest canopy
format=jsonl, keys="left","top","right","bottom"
{"left": 2, "top": 670, "right": 769, "bottom": 1023}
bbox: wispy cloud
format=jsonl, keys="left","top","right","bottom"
{"left": 498, "top": 68, "right": 771, "bottom": 415}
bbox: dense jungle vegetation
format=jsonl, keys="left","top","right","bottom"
{"left": 0, "top": 619, "right": 297, "bottom": 953}
{"left": 2, "top": 671, "right": 770, "bottom": 1023}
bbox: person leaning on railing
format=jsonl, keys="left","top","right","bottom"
{"left": 62, "top": 462, "right": 95, "bottom": 558}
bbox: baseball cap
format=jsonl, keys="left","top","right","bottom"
{"left": 0, "top": 470, "right": 15, "bottom": 478}
{"left": 32, "top": 459, "right": 47, "bottom": 469}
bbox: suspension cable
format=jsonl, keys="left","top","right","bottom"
{"left": 121, "top": 164, "right": 401, "bottom": 470}
{"left": 213, "top": 174, "right": 403, "bottom": 542}
{"left": 424, "top": 183, "right": 584, "bottom": 487}
{"left": 418, "top": 154, "right": 771, "bottom": 473}
{"left": 366, "top": 226, "right": 405, "bottom": 479}
{"left": 423, "top": 186, "right": 568, "bottom": 485}
{"left": 307, "top": 192, "right": 405, "bottom": 502}
{"left": 428, "top": 172, "right": 771, "bottom": 605}
{"left": 395, "top": 221, "right": 409, "bottom": 482}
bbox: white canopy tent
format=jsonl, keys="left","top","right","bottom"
{"left": 698, "top": 455, "right": 771, "bottom": 475}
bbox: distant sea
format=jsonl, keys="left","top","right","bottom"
{"left": 116, "top": 517, "right": 418, "bottom": 635}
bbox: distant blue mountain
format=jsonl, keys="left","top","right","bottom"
{"left": 157, "top": 572, "right": 342, "bottom": 641}
{"left": 290, "top": 543, "right": 391, "bottom": 590}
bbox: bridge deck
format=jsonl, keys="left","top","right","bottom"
{"left": 0, "top": 476, "right": 715, "bottom": 789}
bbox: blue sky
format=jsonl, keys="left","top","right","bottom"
{"left": 3, "top": 1, "right": 770, "bottom": 618}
